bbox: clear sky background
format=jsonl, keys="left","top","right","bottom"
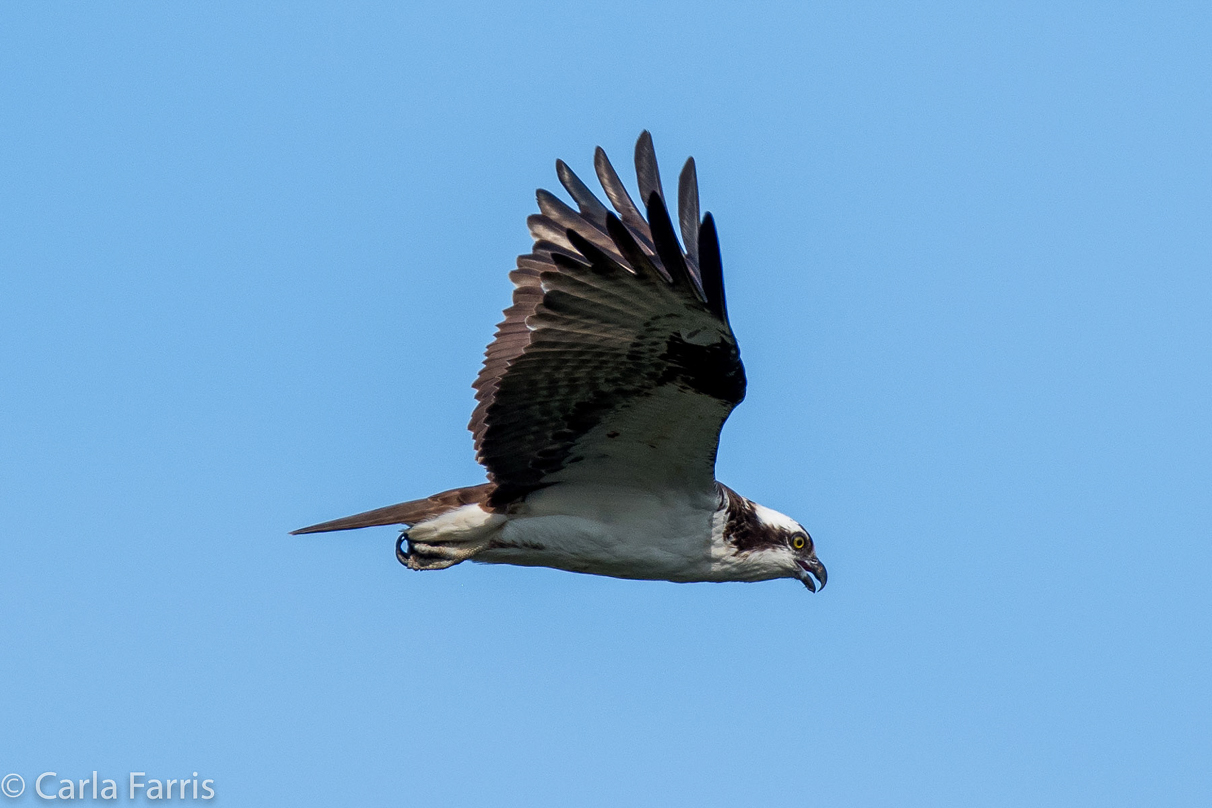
{"left": 2, "top": 2, "right": 1209, "bottom": 806}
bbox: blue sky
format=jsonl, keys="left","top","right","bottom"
{"left": 2, "top": 2, "right": 1209, "bottom": 805}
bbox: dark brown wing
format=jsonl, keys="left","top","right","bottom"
{"left": 470, "top": 132, "right": 745, "bottom": 507}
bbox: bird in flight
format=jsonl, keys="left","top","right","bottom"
{"left": 294, "top": 132, "right": 826, "bottom": 592}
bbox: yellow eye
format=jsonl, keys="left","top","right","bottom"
{"left": 792, "top": 535, "right": 806, "bottom": 550}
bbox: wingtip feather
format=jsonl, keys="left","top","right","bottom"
{"left": 678, "top": 157, "right": 701, "bottom": 265}
{"left": 635, "top": 130, "right": 664, "bottom": 207}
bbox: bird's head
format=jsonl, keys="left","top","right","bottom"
{"left": 752, "top": 503, "right": 827, "bottom": 592}
{"left": 720, "top": 486, "right": 828, "bottom": 592}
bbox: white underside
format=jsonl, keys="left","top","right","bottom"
{"left": 406, "top": 482, "right": 793, "bottom": 583}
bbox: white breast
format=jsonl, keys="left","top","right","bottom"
{"left": 475, "top": 482, "right": 725, "bottom": 582}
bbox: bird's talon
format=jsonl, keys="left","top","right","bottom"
{"left": 395, "top": 532, "right": 411, "bottom": 567}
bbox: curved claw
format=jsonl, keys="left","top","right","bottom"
{"left": 395, "top": 532, "right": 411, "bottom": 567}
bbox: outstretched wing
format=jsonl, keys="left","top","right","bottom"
{"left": 471, "top": 132, "right": 745, "bottom": 507}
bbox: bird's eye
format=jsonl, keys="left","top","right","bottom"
{"left": 792, "top": 535, "right": 806, "bottom": 550}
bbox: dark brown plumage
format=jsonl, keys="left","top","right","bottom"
{"left": 467, "top": 133, "right": 745, "bottom": 507}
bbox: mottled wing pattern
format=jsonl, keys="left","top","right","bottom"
{"left": 470, "top": 132, "right": 746, "bottom": 506}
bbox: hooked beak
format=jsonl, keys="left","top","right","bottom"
{"left": 796, "top": 557, "right": 828, "bottom": 593}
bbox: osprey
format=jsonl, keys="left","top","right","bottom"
{"left": 294, "top": 132, "right": 827, "bottom": 592}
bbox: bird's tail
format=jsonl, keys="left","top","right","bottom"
{"left": 290, "top": 483, "right": 494, "bottom": 535}
{"left": 291, "top": 482, "right": 505, "bottom": 572}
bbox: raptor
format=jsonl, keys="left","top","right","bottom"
{"left": 294, "top": 133, "right": 827, "bottom": 592}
